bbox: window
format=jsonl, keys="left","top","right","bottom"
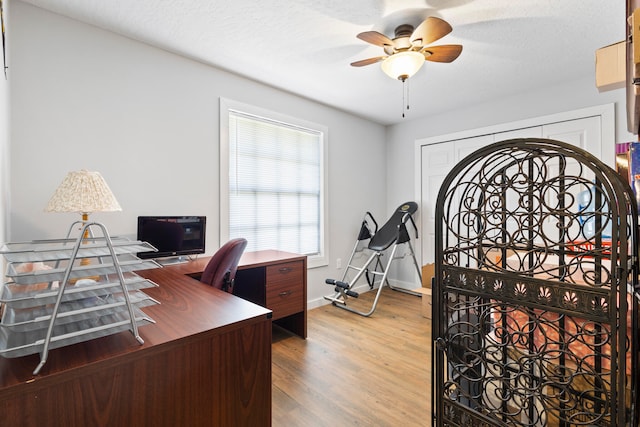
{"left": 220, "top": 98, "right": 328, "bottom": 268}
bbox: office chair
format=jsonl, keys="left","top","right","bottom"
{"left": 200, "top": 238, "right": 247, "bottom": 293}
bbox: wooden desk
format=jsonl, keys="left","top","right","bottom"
{"left": 171, "top": 250, "right": 307, "bottom": 339}
{"left": 0, "top": 267, "right": 272, "bottom": 427}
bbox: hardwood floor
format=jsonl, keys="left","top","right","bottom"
{"left": 272, "top": 287, "right": 433, "bottom": 426}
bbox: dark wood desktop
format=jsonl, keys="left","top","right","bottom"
{"left": 0, "top": 261, "right": 273, "bottom": 426}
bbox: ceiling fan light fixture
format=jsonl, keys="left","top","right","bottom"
{"left": 381, "top": 51, "right": 424, "bottom": 81}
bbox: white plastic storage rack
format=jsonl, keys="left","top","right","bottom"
{"left": 0, "top": 221, "right": 161, "bottom": 374}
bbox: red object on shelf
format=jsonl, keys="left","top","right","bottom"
{"left": 565, "top": 239, "right": 613, "bottom": 256}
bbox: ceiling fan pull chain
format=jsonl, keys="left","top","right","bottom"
{"left": 402, "top": 79, "right": 406, "bottom": 118}
{"left": 401, "top": 78, "right": 411, "bottom": 118}
{"left": 406, "top": 78, "right": 410, "bottom": 112}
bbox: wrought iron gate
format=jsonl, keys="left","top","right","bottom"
{"left": 433, "top": 139, "right": 639, "bottom": 426}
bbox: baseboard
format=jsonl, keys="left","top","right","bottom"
{"left": 387, "top": 278, "right": 421, "bottom": 291}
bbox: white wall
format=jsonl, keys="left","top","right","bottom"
{"left": 8, "top": 1, "right": 387, "bottom": 305}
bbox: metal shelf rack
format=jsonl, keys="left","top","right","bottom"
{"left": 0, "top": 221, "right": 161, "bottom": 374}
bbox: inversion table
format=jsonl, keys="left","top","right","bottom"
{"left": 324, "top": 201, "right": 422, "bottom": 316}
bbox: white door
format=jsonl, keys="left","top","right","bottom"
{"left": 421, "top": 134, "right": 493, "bottom": 263}
{"left": 420, "top": 115, "right": 602, "bottom": 265}
{"left": 543, "top": 116, "right": 601, "bottom": 156}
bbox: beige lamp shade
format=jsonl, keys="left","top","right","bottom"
{"left": 45, "top": 170, "right": 122, "bottom": 214}
{"left": 381, "top": 51, "right": 425, "bottom": 81}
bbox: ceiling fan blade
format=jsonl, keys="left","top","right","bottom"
{"left": 350, "top": 56, "right": 386, "bottom": 67}
{"left": 410, "top": 17, "right": 452, "bottom": 46}
{"left": 357, "top": 31, "right": 394, "bottom": 48}
{"left": 423, "top": 44, "right": 462, "bottom": 63}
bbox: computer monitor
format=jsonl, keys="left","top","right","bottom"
{"left": 137, "top": 216, "right": 206, "bottom": 263}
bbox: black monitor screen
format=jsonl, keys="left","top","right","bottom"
{"left": 137, "top": 216, "right": 206, "bottom": 259}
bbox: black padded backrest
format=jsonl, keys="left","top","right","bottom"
{"left": 368, "top": 202, "right": 417, "bottom": 251}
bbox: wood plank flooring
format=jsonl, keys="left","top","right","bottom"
{"left": 272, "top": 287, "right": 433, "bottom": 426}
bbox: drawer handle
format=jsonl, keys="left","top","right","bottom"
{"left": 279, "top": 290, "right": 293, "bottom": 297}
{"left": 279, "top": 267, "right": 293, "bottom": 273}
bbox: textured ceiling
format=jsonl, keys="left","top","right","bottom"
{"left": 20, "top": 0, "right": 625, "bottom": 125}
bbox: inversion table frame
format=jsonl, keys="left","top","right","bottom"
{"left": 324, "top": 202, "right": 422, "bottom": 317}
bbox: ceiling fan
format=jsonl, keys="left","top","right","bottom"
{"left": 351, "top": 16, "right": 462, "bottom": 81}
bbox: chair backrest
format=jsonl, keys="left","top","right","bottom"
{"left": 200, "top": 238, "right": 247, "bottom": 292}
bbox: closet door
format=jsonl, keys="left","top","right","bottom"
{"left": 421, "top": 135, "right": 492, "bottom": 263}
{"left": 543, "top": 116, "right": 602, "bottom": 156}
{"left": 495, "top": 126, "right": 543, "bottom": 141}
{"left": 420, "top": 116, "right": 602, "bottom": 265}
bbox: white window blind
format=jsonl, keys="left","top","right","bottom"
{"left": 227, "top": 109, "right": 324, "bottom": 257}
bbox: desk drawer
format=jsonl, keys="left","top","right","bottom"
{"left": 266, "top": 261, "right": 304, "bottom": 320}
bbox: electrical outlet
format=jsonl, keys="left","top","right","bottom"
{"left": 336, "top": 258, "right": 342, "bottom": 269}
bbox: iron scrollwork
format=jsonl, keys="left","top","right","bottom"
{"left": 433, "top": 139, "right": 638, "bottom": 426}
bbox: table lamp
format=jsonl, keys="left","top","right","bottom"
{"left": 45, "top": 170, "right": 122, "bottom": 272}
